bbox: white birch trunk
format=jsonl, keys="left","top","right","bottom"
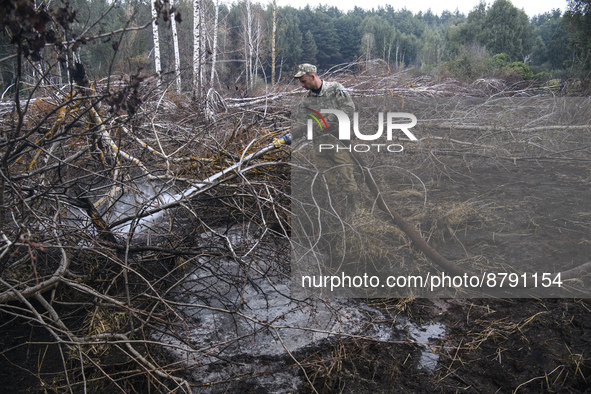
{"left": 151, "top": 0, "right": 162, "bottom": 83}
{"left": 193, "top": 0, "right": 203, "bottom": 98}
{"left": 387, "top": 44, "right": 392, "bottom": 70}
{"left": 171, "top": 0, "right": 182, "bottom": 93}
{"left": 278, "top": 56, "right": 284, "bottom": 82}
{"left": 199, "top": 0, "right": 206, "bottom": 87}
{"left": 65, "top": 51, "right": 71, "bottom": 85}
{"left": 245, "top": 0, "right": 253, "bottom": 90}
{"left": 254, "top": 19, "right": 260, "bottom": 86}
{"left": 271, "top": 0, "right": 277, "bottom": 85}
{"left": 210, "top": 0, "right": 220, "bottom": 87}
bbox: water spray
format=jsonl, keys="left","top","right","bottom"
{"left": 107, "top": 133, "right": 292, "bottom": 238}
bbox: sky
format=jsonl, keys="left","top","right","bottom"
{"left": 274, "top": 0, "right": 569, "bottom": 17}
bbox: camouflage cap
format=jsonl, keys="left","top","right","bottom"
{"left": 294, "top": 63, "right": 317, "bottom": 78}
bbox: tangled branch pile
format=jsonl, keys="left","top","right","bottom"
{"left": 0, "top": 68, "right": 295, "bottom": 391}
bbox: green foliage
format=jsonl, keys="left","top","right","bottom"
{"left": 420, "top": 26, "right": 444, "bottom": 67}
{"left": 335, "top": 14, "right": 362, "bottom": 61}
{"left": 311, "top": 11, "right": 343, "bottom": 67}
{"left": 532, "top": 10, "right": 571, "bottom": 71}
{"left": 506, "top": 62, "right": 534, "bottom": 79}
{"left": 444, "top": 43, "right": 493, "bottom": 81}
{"left": 277, "top": 6, "right": 303, "bottom": 67}
{"left": 533, "top": 71, "right": 552, "bottom": 82}
{"left": 491, "top": 53, "right": 507, "bottom": 69}
{"left": 70, "top": 0, "right": 126, "bottom": 77}
{"left": 564, "top": 0, "right": 591, "bottom": 70}
{"left": 445, "top": 0, "right": 532, "bottom": 63}
{"left": 481, "top": 0, "right": 533, "bottom": 61}
{"left": 302, "top": 30, "right": 318, "bottom": 65}
{"left": 2, "top": 0, "right": 583, "bottom": 94}
{"left": 531, "top": 36, "right": 548, "bottom": 65}
{"left": 359, "top": 15, "right": 391, "bottom": 59}
{"left": 546, "top": 21, "right": 571, "bottom": 69}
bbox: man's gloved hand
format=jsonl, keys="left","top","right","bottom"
{"left": 273, "top": 132, "right": 292, "bottom": 148}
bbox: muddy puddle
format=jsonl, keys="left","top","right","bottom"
{"left": 154, "top": 240, "right": 446, "bottom": 393}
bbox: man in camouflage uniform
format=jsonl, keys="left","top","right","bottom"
{"left": 290, "top": 63, "right": 358, "bottom": 208}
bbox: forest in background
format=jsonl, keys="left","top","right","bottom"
{"left": 2, "top": 0, "right": 591, "bottom": 99}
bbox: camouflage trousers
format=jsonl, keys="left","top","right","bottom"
{"left": 313, "top": 135, "right": 358, "bottom": 195}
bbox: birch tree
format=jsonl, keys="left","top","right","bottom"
{"left": 210, "top": 0, "right": 220, "bottom": 87}
{"left": 151, "top": 0, "right": 162, "bottom": 83}
{"left": 171, "top": 0, "right": 182, "bottom": 93}
{"left": 243, "top": 0, "right": 254, "bottom": 90}
{"left": 254, "top": 18, "right": 262, "bottom": 85}
{"left": 193, "top": 0, "right": 205, "bottom": 98}
{"left": 242, "top": 1, "right": 266, "bottom": 91}
{"left": 271, "top": 0, "right": 277, "bottom": 85}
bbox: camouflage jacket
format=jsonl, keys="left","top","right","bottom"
{"left": 292, "top": 80, "right": 355, "bottom": 140}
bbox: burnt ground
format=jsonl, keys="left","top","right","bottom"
{"left": 297, "top": 112, "right": 591, "bottom": 392}
{"left": 425, "top": 159, "right": 591, "bottom": 284}
{"left": 300, "top": 298, "right": 591, "bottom": 393}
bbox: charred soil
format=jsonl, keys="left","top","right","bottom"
{"left": 301, "top": 298, "right": 591, "bottom": 393}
